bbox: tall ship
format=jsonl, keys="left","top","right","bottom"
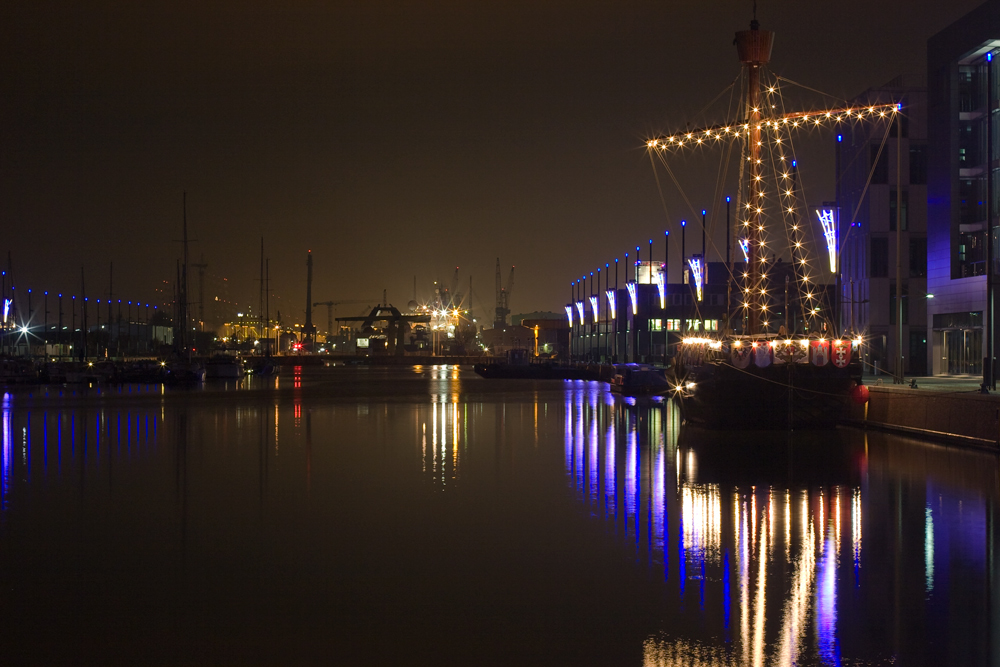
{"left": 566, "top": 15, "right": 891, "bottom": 428}
{"left": 652, "top": 17, "right": 877, "bottom": 428}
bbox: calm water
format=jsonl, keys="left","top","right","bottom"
{"left": 0, "top": 365, "right": 997, "bottom": 665}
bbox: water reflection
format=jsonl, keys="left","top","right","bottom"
{"left": 0, "top": 370, "right": 997, "bottom": 665}
{"left": 564, "top": 385, "right": 999, "bottom": 666}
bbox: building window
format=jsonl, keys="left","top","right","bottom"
{"left": 933, "top": 311, "right": 982, "bottom": 329}
{"left": 871, "top": 237, "right": 889, "bottom": 277}
{"left": 910, "top": 145, "right": 927, "bottom": 185}
{"left": 889, "top": 189, "right": 908, "bottom": 231}
{"left": 665, "top": 319, "right": 681, "bottom": 332}
{"left": 650, "top": 319, "right": 663, "bottom": 332}
{"left": 686, "top": 319, "right": 701, "bottom": 331}
{"left": 871, "top": 144, "right": 888, "bottom": 184}
{"left": 703, "top": 320, "right": 718, "bottom": 331}
{"left": 909, "top": 237, "right": 926, "bottom": 277}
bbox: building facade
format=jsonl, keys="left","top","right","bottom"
{"left": 927, "top": 1, "right": 1000, "bottom": 378}
{"left": 837, "top": 79, "right": 929, "bottom": 376}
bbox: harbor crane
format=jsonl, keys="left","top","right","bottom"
{"left": 494, "top": 259, "right": 515, "bottom": 328}
{"left": 313, "top": 300, "right": 374, "bottom": 338}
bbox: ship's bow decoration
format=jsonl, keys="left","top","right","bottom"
{"left": 832, "top": 340, "right": 852, "bottom": 368}
{"left": 774, "top": 341, "right": 808, "bottom": 365}
{"left": 731, "top": 343, "right": 752, "bottom": 369}
{"left": 753, "top": 342, "right": 772, "bottom": 368}
{"left": 811, "top": 340, "right": 830, "bottom": 366}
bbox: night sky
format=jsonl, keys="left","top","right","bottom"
{"left": 0, "top": 1, "right": 986, "bottom": 325}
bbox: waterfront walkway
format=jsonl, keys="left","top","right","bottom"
{"left": 848, "top": 374, "right": 1000, "bottom": 450}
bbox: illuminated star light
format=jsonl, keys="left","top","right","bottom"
{"left": 588, "top": 295, "right": 599, "bottom": 323}
{"left": 626, "top": 282, "right": 638, "bottom": 315}
{"left": 575, "top": 301, "right": 585, "bottom": 325}
{"left": 816, "top": 208, "right": 838, "bottom": 273}
{"left": 605, "top": 289, "right": 617, "bottom": 320}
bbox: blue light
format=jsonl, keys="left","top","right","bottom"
{"left": 837, "top": 134, "right": 842, "bottom": 142}
{"left": 681, "top": 220, "right": 687, "bottom": 227}
{"left": 792, "top": 160, "right": 797, "bottom": 167}
{"left": 702, "top": 209, "right": 706, "bottom": 216}
{"left": 988, "top": 52, "right": 993, "bottom": 62}
{"left": 665, "top": 230, "right": 669, "bottom": 236}
{"left": 726, "top": 196, "right": 731, "bottom": 203}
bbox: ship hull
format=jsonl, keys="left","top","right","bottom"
{"left": 672, "top": 359, "right": 862, "bottom": 430}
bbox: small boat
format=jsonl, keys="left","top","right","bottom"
{"left": 0, "top": 358, "right": 39, "bottom": 385}
{"left": 205, "top": 354, "right": 245, "bottom": 379}
{"left": 610, "top": 364, "right": 671, "bottom": 396}
{"left": 245, "top": 356, "right": 277, "bottom": 376}
{"left": 121, "top": 360, "right": 167, "bottom": 383}
{"left": 165, "top": 359, "right": 206, "bottom": 384}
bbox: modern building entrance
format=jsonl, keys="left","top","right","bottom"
{"left": 933, "top": 311, "right": 983, "bottom": 375}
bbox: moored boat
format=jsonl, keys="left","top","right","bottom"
{"left": 610, "top": 363, "right": 671, "bottom": 396}
{"left": 205, "top": 354, "right": 245, "bottom": 379}
{"left": 669, "top": 336, "right": 863, "bottom": 429}
{"left": 165, "top": 359, "right": 206, "bottom": 384}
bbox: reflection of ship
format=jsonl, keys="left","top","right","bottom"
{"left": 609, "top": 363, "right": 670, "bottom": 396}
{"left": 645, "top": 18, "right": 883, "bottom": 428}
{"left": 563, "top": 386, "right": 856, "bottom": 664}
{"left": 474, "top": 349, "right": 598, "bottom": 380}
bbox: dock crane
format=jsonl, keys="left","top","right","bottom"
{"left": 494, "top": 259, "right": 515, "bottom": 328}
{"left": 313, "top": 300, "right": 374, "bottom": 338}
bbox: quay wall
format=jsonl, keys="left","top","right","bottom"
{"left": 841, "top": 386, "right": 1000, "bottom": 450}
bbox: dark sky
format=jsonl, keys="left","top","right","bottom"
{"left": 0, "top": 0, "right": 986, "bottom": 324}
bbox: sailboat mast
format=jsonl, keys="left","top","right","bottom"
{"left": 259, "top": 237, "right": 264, "bottom": 347}
{"left": 178, "top": 192, "right": 189, "bottom": 352}
{"left": 735, "top": 17, "right": 773, "bottom": 336}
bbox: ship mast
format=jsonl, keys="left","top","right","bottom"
{"left": 735, "top": 18, "right": 773, "bottom": 336}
